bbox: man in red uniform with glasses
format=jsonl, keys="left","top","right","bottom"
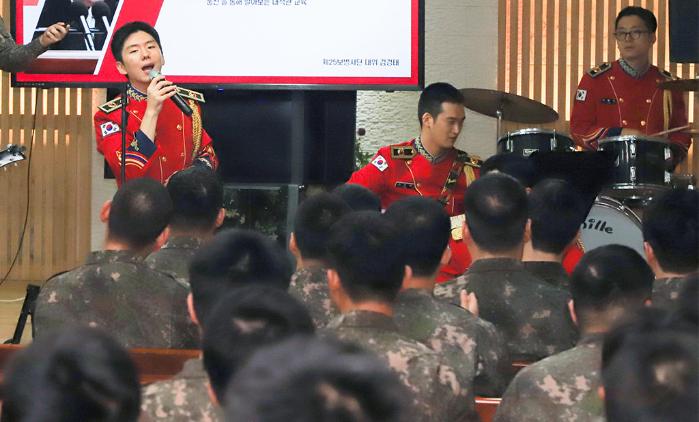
{"left": 348, "top": 82, "right": 482, "bottom": 281}
{"left": 570, "top": 6, "right": 691, "bottom": 156}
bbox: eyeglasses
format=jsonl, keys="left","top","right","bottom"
{"left": 613, "top": 30, "right": 650, "bottom": 41}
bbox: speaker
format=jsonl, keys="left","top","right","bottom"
{"left": 669, "top": 0, "right": 699, "bottom": 63}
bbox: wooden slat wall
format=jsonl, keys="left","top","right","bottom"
{"left": 1, "top": 0, "right": 92, "bottom": 282}
{"left": 498, "top": 0, "right": 697, "bottom": 174}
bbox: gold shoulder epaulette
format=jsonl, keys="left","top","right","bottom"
{"left": 176, "top": 87, "right": 205, "bottom": 103}
{"left": 391, "top": 145, "right": 416, "bottom": 159}
{"left": 456, "top": 150, "right": 482, "bottom": 168}
{"left": 587, "top": 62, "right": 611, "bottom": 78}
{"left": 97, "top": 97, "right": 123, "bottom": 114}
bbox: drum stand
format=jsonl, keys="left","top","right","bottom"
{"left": 495, "top": 109, "right": 503, "bottom": 141}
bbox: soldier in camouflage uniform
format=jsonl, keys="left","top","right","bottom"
{"left": 641, "top": 188, "right": 698, "bottom": 309}
{"left": 494, "top": 245, "right": 654, "bottom": 422}
{"left": 34, "top": 179, "right": 197, "bottom": 348}
{"left": 146, "top": 167, "right": 224, "bottom": 288}
{"left": 324, "top": 212, "right": 478, "bottom": 422}
{"left": 288, "top": 192, "right": 350, "bottom": 327}
{"left": 0, "top": 15, "right": 68, "bottom": 72}
{"left": 522, "top": 179, "right": 588, "bottom": 289}
{"left": 434, "top": 174, "right": 578, "bottom": 361}
{"left": 385, "top": 197, "right": 511, "bottom": 396}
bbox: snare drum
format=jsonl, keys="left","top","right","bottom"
{"left": 579, "top": 196, "right": 645, "bottom": 257}
{"left": 598, "top": 135, "right": 679, "bottom": 199}
{"left": 497, "top": 129, "right": 575, "bottom": 157}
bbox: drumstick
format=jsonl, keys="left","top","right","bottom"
{"left": 649, "top": 124, "right": 691, "bottom": 137}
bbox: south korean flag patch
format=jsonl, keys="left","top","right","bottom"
{"left": 371, "top": 154, "right": 389, "bottom": 172}
{"left": 100, "top": 122, "right": 120, "bottom": 137}
{"left": 575, "top": 89, "right": 587, "bottom": 102}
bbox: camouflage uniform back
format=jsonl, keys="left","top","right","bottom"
{"left": 393, "top": 288, "right": 511, "bottom": 396}
{"left": 652, "top": 275, "right": 693, "bottom": 310}
{"left": 494, "top": 334, "right": 605, "bottom": 422}
{"left": 146, "top": 236, "right": 204, "bottom": 288}
{"left": 523, "top": 261, "right": 570, "bottom": 289}
{"left": 435, "top": 258, "right": 577, "bottom": 361}
{"left": 34, "top": 250, "right": 198, "bottom": 348}
{"left": 141, "top": 358, "right": 222, "bottom": 422}
{"left": 0, "top": 16, "right": 46, "bottom": 72}
{"left": 325, "top": 310, "right": 479, "bottom": 422}
{"left": 288, "top": 266, "right": 338, "bottom": 327}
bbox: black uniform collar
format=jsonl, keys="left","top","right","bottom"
{"left": 414, "top": 136, "right": 449, "bottom": 164}
{"left": 126, "top": 85, "right": 147, "bottom": 101}
{"left": 618, "top": 59, "right": 649, "bottom": 79}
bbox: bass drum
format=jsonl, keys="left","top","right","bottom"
{"left": 579, "top": 196, "right": 645, "bottom": 258}
{"left": 497, "top": 128, "right": 575, "bottom": 157}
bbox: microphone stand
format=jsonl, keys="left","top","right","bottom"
{"left": 120, "top": 83, "right": 128, "bottom": 183}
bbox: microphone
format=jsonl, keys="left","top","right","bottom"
{"left": 148, "top": 69, "right": 193, "bottom": 116}
{"left": 68, "top": 2, "right": 94, "bottom": 50}
{"left": 91, "top": 1, "right": 112, "bottom": 32}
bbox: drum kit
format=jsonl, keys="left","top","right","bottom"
{"left": 460, "top": 77, "right": 698, "bottom": 257}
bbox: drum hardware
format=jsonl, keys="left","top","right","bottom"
{"left": 496, "top": 128, "right": 575, "bottom": 157}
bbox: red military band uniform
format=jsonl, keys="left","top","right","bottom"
{"left": 348, "top": 139, "right": 481, "bottom": 281}
{"left": 94, "top": 86, "right": 218, "bottom": 186}
{"left": 570, "top": 60, "right": 691, "bottom": 152}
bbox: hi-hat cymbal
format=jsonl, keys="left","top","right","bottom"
{"left": 460, "top": 88, "right": 559, "bottom": 123}
{"left": 657, "top": 78, "right": 699, "bottom": 92}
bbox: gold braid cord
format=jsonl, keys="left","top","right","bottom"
{"left": 663, "top": 90, "right": 672, "bottom": 132}
{"left": 190, "top": 99, "right": 202, "bottom": 159}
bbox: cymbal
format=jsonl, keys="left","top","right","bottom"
{"left": 657, "top": 78, "right": 699, "bottom": 92}
{"left": 460, "top": 88, "right": 559, "bottom": 123}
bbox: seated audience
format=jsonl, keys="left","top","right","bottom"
{"left": 385, "top": 196, "right": 511, "bottom": 396}
{"left": 141, "top": 228, "right": 294, "bottom": 421}
{"left": 1, "top": 326, "right": 141, "bottom": 422}
{"left": 146, "top": 167, "right": 224, "bottom": 288}
{"left": 324, "top": 211, "right": 478, "bottom": 422}
{"left": 331, "top": 183, "right": 382, "bottom": 211}
{"left": 495, "top": 244, "right": 654, "bottom": 422}
{"left": 435, "top": 173, "right": 577, "bottom": 360}
{"left": 522, "top": 179, "right": 586, "bottom": 288}
{"left": 288, "top": 192, "right": 351, "bottom": 327}
{"left": 225, "top": 336, "right": 411, "bottom": 422}
{"left": 642, "top": 188, "right": 699, "bottom": 309}
{"left": 202, "top": 286, "right": 315, "bottom": 405}
{"left": 601, "top": 308, "right": 698, "bottom": 422}
{"left": 34, "top": 178, "right": 196, "bottom": 348}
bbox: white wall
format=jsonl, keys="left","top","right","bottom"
{"left": 356, "top": 0, "right": 499, "bottom": 160}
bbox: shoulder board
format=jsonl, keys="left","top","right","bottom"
{"left": 587, "top": 62, "right": 611, "bottom": 78}
{"left": 390, "top": 145, "right": 416, "bottom": 159}
{"left": 456, "top": 150, "right": 482, "bottom": 168}
{"left": 97, "top": 97, "right": 123, "bottom": 114}
{"left": 176, "top": 87, "right": 205, "bottom": 103}
{"left": 660, "top": 69, "right": 675, "bottom": 80}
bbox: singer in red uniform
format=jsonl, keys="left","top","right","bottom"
{"left": 94, "top": 21, "right": 217, "bottom": 186}
{"left": 570, "top": 6, "right": 691, "bottom": 155}
{"left": 348, "top": 83, "right": 482, "bottom": 281}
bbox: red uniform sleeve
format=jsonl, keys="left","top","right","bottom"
{"left": 195, "top": 128, "right": 219, "bottom": 170}
{"left": 570, "top": 74, "right": 621, "bottom": 150}
{"left": 667, "top": 90, "right": 692, "bottom": 154}
{"left": 346, "top": 151, "right": 389, "bottom": 197}
{"left": 94, "top": 109, "right": 161, "bottom": 185}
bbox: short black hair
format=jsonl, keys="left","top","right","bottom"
{"left": 615, "top": 6, "right": 657, "bottom": 32}
{"left": 110, "top": 21, "right": 162, "bottom": 63}
{"left": 570, "top": 245, "right": 653, "bottom": 328}
{"left": 529, "top": 179, "right": 586, "bottom": 254}
{"left": 166, "top": 167, "right": 223, "bottom": 233}
{"left": 225, "top": 336, "right": 410, "bottom": 422}
{"left": 384, "top": 197, "right": 450, "bottom": 277}
{"left": 481, "top": 154, "right": 538, "bottom": 188}
{"left": 602, "top": 309, "right": 698, "bottom": 422}
{"left": 675, "top": 273, "right": 698, "bottom": 327}
{"left": 293, "top": 192, "right": 351, "bottom": 261}
{"left": 1, "top": 326, "right": 141, "bottom": 422}
{"left": 332, "top": 184, "right": 381, "bottom": 212}
{"left": 189, "top": 229, "right": 294, "bottom": 323}
{"left": 417, "top": 82, "right": 464, "bottom": 127}
{"left": 642, "top": 189, "right": 699, "bottom": 274}
{"left": 108, "top": 178, "right": 173, "bottom": 250}
{"left": 202, "top": 286, "right": 315, "bottom": 402}
{"left": 327, "top": 212, "right": 404, "bottom": 303}
{"left": 464, "top": 173, "right": 528, "bottom": 253}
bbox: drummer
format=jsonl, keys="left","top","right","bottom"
{"left": 570, "top": 6, "right": 691, "bottom": 157}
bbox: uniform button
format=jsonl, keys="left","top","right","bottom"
{"left": 646, "top": 99, "right": 652, "bottom": 103}
{"left": 406, "top": 160, "right": 412, "bottom": 166}
{"left": 610, "top": 76, "right": 615, "bottom": 80}
{"left": 180, "top": 152, "right": 185, "bottom": 157}
{"left": 622, "top": 120, "right": 628, "bottom": 126}
{"left": 176, "top": 124, "right": 183, "bottom": 131}
{"left": 619, "top": 98, "right": 624, "bottom": 103}
{"left": 132, "top": 110, "right": 139, "bottom": 114}
{"left": 161, "top": 157, "right": 167, "bottom": 163}
{"left": 641, "top": 120, "right": 646, "bottom": 126}
{"left": 416, "top": 183, "right": 421, "bottom": 188}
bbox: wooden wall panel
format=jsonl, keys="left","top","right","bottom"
{"left": 0, "top": 0, "right": 92, "bottom": 282}
{"left": 498, "top": 0, "right": 696, "bottom": 174}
